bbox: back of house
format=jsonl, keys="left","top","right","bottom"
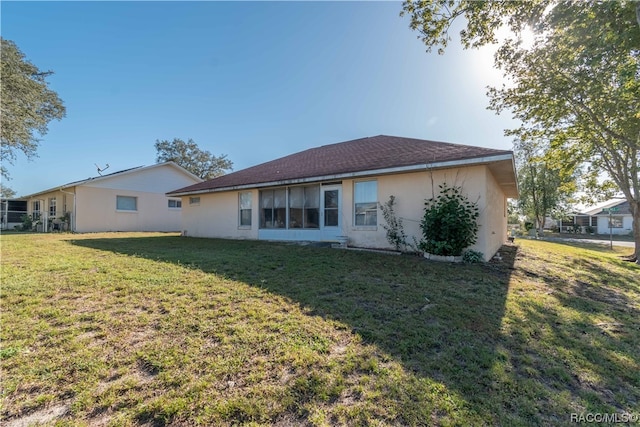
{"left": 168, "top": 135, "right": 518, "bottom": 261}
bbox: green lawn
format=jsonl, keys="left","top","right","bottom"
{"left": 1, "top": 233, "right": 638, "bottom": 426}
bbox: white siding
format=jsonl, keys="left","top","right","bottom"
{"left": 85, "top": 165, "right": 198, "bottom": 193}
{"left": 596, "top": 215, "right": 633, "bottom": 235}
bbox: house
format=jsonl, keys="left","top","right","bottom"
{"left": 168, "top": 135, "right": 518, "bottom": 261}
{"left": 560, "top": 199, "right": 633, "bottom": 235}
{"left": 22, "top": 162, "right": 202, "bottom": 233}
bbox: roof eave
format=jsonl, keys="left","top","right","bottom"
{"left": 168, "top": 153, "right": 516, "bottom": 196}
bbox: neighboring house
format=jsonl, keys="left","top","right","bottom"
{"left": 560, "top": 199, "right": 632, "bottom": 235}
{"left": 22, "top": 162, "right": 202, "bottom": 233}
{"left": 168, "top": 135, "right": 518, "bottom": 261}
{"left": 1, "top": 198, "right": 27, "bottom": 230}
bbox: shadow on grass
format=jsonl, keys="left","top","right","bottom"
{"left": 67, "top": 236, "right": 639, "bottom": 424}
{"left": 69, "top": 236, "right": 514, "bottom": 420}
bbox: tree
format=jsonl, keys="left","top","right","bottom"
{"left": 155, "top": 138, "right": 232, "bottom": 180}
{"left": 401, "top": 0, "right": 640, "bottom": 262}
{"left": 0, "top": 38, "right": 66, "bottom": 181}
{"left": 515, "top": 138, "right": 576, "bottom": 235}
{"left": 1, "top": 184, "right": 16, "bottom": 199}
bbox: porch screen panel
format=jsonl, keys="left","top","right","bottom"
{"left": 289, "top": 187, "right": 304, "bottom": 228}
{"left": 273, "top": 189, "right": 286, "bottom": 228}
{"left": 260, "top": 190, "right": 273, "bottom": 228}
{"left": 304, "top": 186, "right": 320, "bottom": 228}
{"left": 260, "top": 189, "right": 285, "bottom": 229}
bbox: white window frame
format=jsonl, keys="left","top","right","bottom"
{"left": 608, "top": 216, "right": 623, "bottom": 228}
{"left": 32, "top": 200, "right": 41, "bottom": 221}
{"left": 168, "top": 199, "right": 182, "bottom": 209}
{"left": 116, "top": 195, "right": 138, "bottom": 211}
{"left": 189, "top": 197, "right": 200, "bottom": 206}
{"left": 353, "top": 180, "right": 378, "bottom": 228}
{"left": 48, "top": 197, "right": 57, "bottom": 218}
{"left": 238, "top": 191, "right": 252, "bottom": 228}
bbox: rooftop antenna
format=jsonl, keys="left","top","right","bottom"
{"left": 95, "top": 163, "right": 110, "bottom": 176}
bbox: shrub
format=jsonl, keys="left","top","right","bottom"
{"left": 379, "top": 195, "right": 407, "bottom": 252}
{"left": 419, "top": 183, "right": 479, "bottom": 256}
{"left": 20, "top": 214, "right": 33, "bottom": 231}
{"left": 462, "top": 249, "right": 484, "bottom": 263}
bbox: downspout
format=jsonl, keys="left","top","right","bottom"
{"left": 59, "top": 188, "right": 76, "bottom": 232}
{"left": 41, "top": 198, "right": 47, "bottom": 232}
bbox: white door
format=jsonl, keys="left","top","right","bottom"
{"left": 321, "top": 185, "right": 342, "bottom": 240}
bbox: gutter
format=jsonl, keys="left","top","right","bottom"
{"left": 168, "top": 153, "right": 515, "bottom": 197}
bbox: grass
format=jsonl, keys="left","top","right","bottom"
{"left": 1, "top": 232, "right": 638, "bottom": 426}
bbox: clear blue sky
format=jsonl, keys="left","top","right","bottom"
{"left": 2, "top": 1, "right": 517, "bottom": 197}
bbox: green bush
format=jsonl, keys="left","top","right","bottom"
{"left": 20, "top": 214, "right": 33, "bottom": 231}
{"left": 462, "top": 249, "right": 484, "bottom": 263}
{"left": 419, "top": 183, "right": 479, "bottom": 256}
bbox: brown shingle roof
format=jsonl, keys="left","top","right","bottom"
{"left": 168, "top": 135, "right": 513, "bottom": 195}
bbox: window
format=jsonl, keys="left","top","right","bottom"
{"left": 324, "top": 189, "right": 339, "bottom": 227}
{"left": 260, "top": 188, "right": 286, "bottom": 228}
{"left": 288, "top": 186, "right": 319, "bottom": 229}
{"left": 239, "top": 192, "right": 252, "bottom": 227}
{"left": 116, "top": 195, "right": 137, "bottom": 211}
{"left": 609, "top": 216, "right": 623, "bottom": 228}
{"left": 63, "top": 195, "right": 67, "bottom": 214}
{"left": 168, "top": 199, "right": 182, "bottom": 208}
{"left": 189, "top": 197, "right": 200, "bottom": 205}
{"left": 32, "top": 200, "right": 41, "bottom": 221}
{"left": 49, "top": 197, "right": 57, "bottom": 218}
{"left": 354, "top": 181, "right": 377, "bottom": 226}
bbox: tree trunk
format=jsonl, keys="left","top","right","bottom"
{"left": 632, "top": 200, "right": 640, "bottom": 264}
{"left": 535, "top": 215, "right": 545, "bottom": 237}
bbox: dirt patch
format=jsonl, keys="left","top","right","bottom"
{"left": 4, "top": 402, "right": 70, "bottom": 427}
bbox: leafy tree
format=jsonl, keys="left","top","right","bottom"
{"left": 1, "top": 184, "right": 16, "bottom": 199}
{"left": 507, "top": 199, "right": 521, "bottom": 225}
{"left": 515, "top": 138, "right": 576, "bottom": 235}
{"left": 155, "top": 138, "right": 233, "bottom": 180}
{"left": 0, "top": 38, "right": 66, "bottom": 181}
{"left": 401, "top": 0, "right": 640, "bottom": 262}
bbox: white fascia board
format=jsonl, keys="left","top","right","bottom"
{"left": 21, "top": 183, "right": 79, "bottom": 199}
{"left": 169, "top": 153, "right": 515, "bottom": 196}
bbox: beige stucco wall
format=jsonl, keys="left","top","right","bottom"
{"left": 181, "top": 190, "right": 258, "bottom": 239}
{"left": 480, "top": 166, "right": 509, "bottom": 259}
{"left": 181, "top": 165, "right": 509, "bottom": 260}
{"left": 343, "top": 166, "right": 501, "bottom": 259}
{"left": 74, "top": 186, "right": 183, "bottom": 232}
